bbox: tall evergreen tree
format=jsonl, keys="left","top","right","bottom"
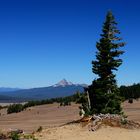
{"left": 87, "top": 11, "right": 125, "bottom": 114}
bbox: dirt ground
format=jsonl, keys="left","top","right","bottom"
{"left": 0, "top": 100, "right": 140, "bottom": 133}
{"left": 122, "top": 100, "right": 140, "bottom": 121}
{"left": 0, "top": 103, "right": 79, "bottom": 133}
{"left": 35, "top": 124, "right": 140, "bottom": 140}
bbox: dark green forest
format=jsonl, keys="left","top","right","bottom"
{"left": 120, "top": 83, "right": 140, "bottom": 100}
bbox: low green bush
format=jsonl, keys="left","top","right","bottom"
{"left": 10, "top": 132, "right": 20, "bottom": 140}
{"left": 7, "top": 104, "right": 24, "bottom": 114}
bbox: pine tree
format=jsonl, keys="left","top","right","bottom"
{"left": 88, "top": 11, "right": 125, "bottom": 114}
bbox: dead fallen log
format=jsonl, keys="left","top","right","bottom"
{"left": 79, "top": 114, "right": 140, "bottom": 131}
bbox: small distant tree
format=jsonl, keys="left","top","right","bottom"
{"left": 128, "top": 98, "right": 133, "bottom": 104}
{"left": 87, "top": 11, "right": 125, "bottom": 114}
{"left": 60, "top": 102, "right": 63, "bottom": 106}
{"left": 0, "top": 105, "right": 3, "bottom": 110}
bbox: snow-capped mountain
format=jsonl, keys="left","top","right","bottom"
{"left": 53, "top": 79, "right": 74, "bottom": 87}
{"left": 0, "top": 79, "right": 87, "bottom": 102}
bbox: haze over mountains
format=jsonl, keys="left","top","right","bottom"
{"left": 0, "top": 87, "right": 21, "bottom": 92}
{"left": 0, "top": 79, "right": 87, "bottom": 102}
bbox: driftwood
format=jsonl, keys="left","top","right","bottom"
{"left": 79, "top": 114, "right": 140, "bottom": 131}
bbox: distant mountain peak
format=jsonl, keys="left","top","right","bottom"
{"left": 53, "top": 79, "right": 74, "bottom": 87}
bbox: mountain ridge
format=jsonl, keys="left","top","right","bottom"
{"left": 0, "top": 79, "right": 87, "bottom": 102}
{"left": 0, "top": 87, "right": 21, "bottom": 92}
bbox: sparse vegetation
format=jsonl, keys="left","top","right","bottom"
{"left": 121, "top": 118, "right": 128, "bottom": 125}
{"left": 60, "top": 100, "right": 71, "bottom": 106}
{"left": 0, "top": 130, "right": 38, "bottom": 140}
{"left": 10, "top": 132, "right": 20, "bottom": 140}
{"left": 0, "top": 105, "right": 2, "bottom": 110}
{"left": 36, "top": 126, "right": 43, "bottom": 132}
{"left": 23, "top": 134, "right": 38, "bottom": 140}
{"left": 7, "top": 92, "right": 82, "bottom": 114}
{"left": 0, "top": 131, "right": 7, "bottom": 139}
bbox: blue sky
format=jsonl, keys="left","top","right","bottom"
{"left": 0, "top": 0, "right": 139, "bottom": 88}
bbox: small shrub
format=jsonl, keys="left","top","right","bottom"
{"left": 23, "top": 134, "right": 35, "bottom": 139}
{"left": 60, "top": 102, "right": 63, "bottom": 106}
{"left": 122, "top": 114, "right": 128, "bottom": 119}
{"left": 33, "top": 138, "right": 38, "bottom": 140}
{"left": 0, "top": 105, "right": 3, "bottom": 110}
{"left": 10, "top": 132, "right": 20, "bottom": 140}
{"left": 0, "top": 132, "right": 7, "bottom": 139}
{"left": 64, "top": 101, "right": 71, "bottom": 106}
{"left": 128, "top": 98, "right": 133, "bottom": 104}
{"left": 36, "top": 126, "right": 43, "bottom": 132}
{"left": 121, "top": 118, "right": 128, "bottom": 125}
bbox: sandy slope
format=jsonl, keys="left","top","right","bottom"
{"left": 35, "top": 124, "right": 140, "bottom": 140}
{"left": 35, "top": 100, "right": 140, "bottom": 140}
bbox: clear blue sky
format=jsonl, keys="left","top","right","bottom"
{"left": 0, "top": 0, "right": 139, "bottom": 88}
